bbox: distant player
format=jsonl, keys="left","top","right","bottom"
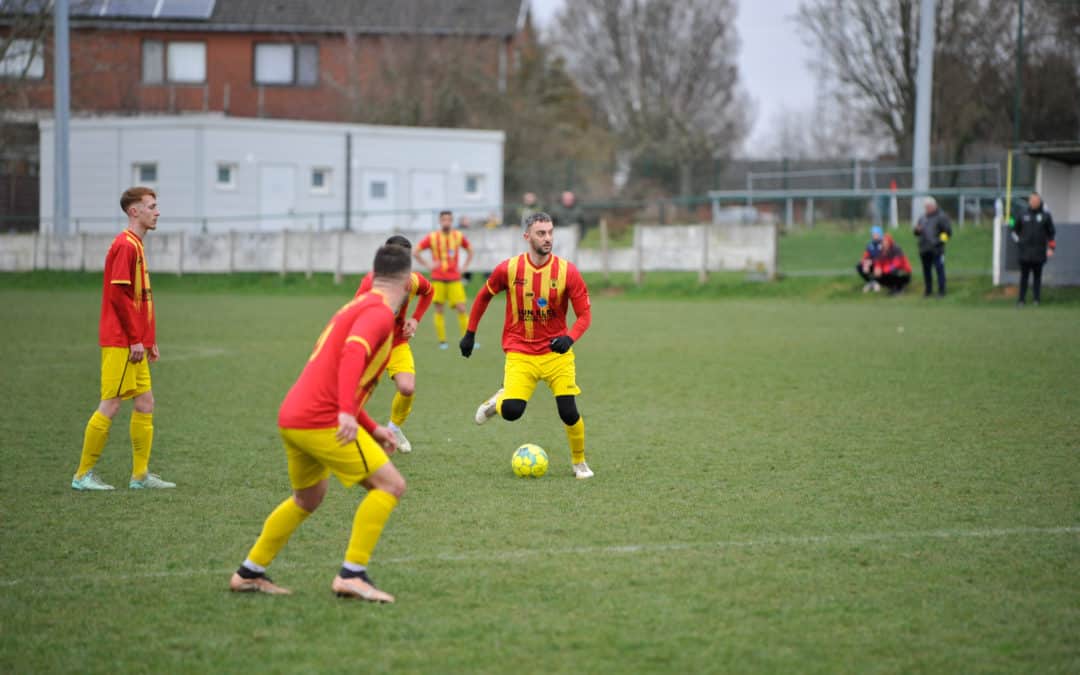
{"left": 414, "top": 210, "right": 473, "bottom": 349}
{"left": 355, "top": 235, "right": 434, "bottom": 452}
{"left": 71, "top": 186, "right": 175, "bottom": 491}
{"left": 459, "top": 212, "right": 595, "bottom": 479}
{"left": 229, "top": 245, "right": 412, "bottom": 602}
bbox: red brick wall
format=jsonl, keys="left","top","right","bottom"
{"left": 5, "top": 28, "right": 513, "bottom": 122}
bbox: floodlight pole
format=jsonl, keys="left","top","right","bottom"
{"left": 910, "top": 0, "right": 936, "bottom": 226}
{"left": 53, "top": 0, "right": 71, "bottom": 235}
{"left": 1012, "top": 0, "right": 1024, "bottom": 147}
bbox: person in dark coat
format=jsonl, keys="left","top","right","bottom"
{"left": 1014, "top": 192, "right": 1056, "bottom": 306}
{"left": 913, "top": 196, "right": 952, "bottom": 297}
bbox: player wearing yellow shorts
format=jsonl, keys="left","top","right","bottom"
{"left": 229, "top": 244, "right": 412, "bottom": 602}
{"left": 356, "top": 235, "right": 434, "bottom": 453}
{"left": 459, "top": 212, "right": 595, "bottom": 479}
{"left": 71, "top": 186, "right": 175, "bottom": 491}
{"left": 414, "top": 210, "right": 473, "bottom": 350}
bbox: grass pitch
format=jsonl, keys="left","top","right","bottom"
{"left": 0, "top": 276, "right": 1077, "bottom": 673}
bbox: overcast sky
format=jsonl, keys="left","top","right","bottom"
{"left": 528, "top": 0, "right": 816, "bottom": 156}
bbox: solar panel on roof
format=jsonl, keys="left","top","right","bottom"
{"left": 157, "top": 0, "right": 215, "bottom": 20}
{"left": 95, "top": 0, "right": 158, "bottom": 18}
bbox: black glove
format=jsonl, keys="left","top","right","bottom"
{"left": 550, "top": 335, "right": 574, "bottom": 354}
{"left": 459, "top": 331, "right": 476, "bottom": 358}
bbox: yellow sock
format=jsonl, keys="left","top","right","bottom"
{"left": 130, "top": 411, "right": 154, "bottom": 479}
{"left": 566, "top": 417, "right": 586, "bottom": 464}
{"left": 390, "top": 392, "right": 414, "bottom": 427}
{"left": 76, "top": 411, "right": 112, "bottom": 477}
{"left": 247, "top": 497, "right": 312, "bottom": 568}
{"left": 345, "top": 489, "right": 399, "bottom": 566}
{"left": 456, "top": 311, "right": 469, "bottom": 337}
{"left": 433, "top": 312, "right": 447, "bottom": 342}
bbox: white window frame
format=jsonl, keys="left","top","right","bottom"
{"left": 0, "top": 38, "right": 45, "bottom": 80}
{"left": 254, "top": 43, "right": 319, "bottom": 87}
{"left": 215, "top": 163, "right": 237, "bottom": 191}
{"left": 133, "top": 162, "right": 158, "bottom": 188}
{"left": 165, "top": 41, "right": 206, "bottom": 84}
{"left": 310, "top": 167, "right": 332, "bottom": 195}
{"left": 464, "top": 173, "right": 485, "bottom": 200}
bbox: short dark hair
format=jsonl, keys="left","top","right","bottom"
{"left": 372, "top": 244, "right": 412, "bottom": 279}
{"left": 439, "top": 210, "right": 453, "bottom": 218}
{"left": 385, "top": 234, "right": 412, "bottom": 250}
{"left": 120, "top": 186, "right": 156, "bottom": 214}
{"left": 523, "top": 211, "right": 553, "bottom": 230}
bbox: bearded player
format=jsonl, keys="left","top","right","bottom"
{"left": 459, "top": 212, "right": 594, "bottom": 479}
{"left": 229, "top": 245, "right": 411, "bottom": 602}
{"left": 355, "top": 235, "right": 434, "bottom": 453}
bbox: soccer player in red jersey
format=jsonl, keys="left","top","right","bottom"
{"left": 71, "top": 186, "right": 175, "bottom": 491}
{"left": 414, "top": 210, "right": 473, "bottom": 350}
{"left": 459, "top": 212, "right": 595, "bottom": 479}
{"left": 355, "top": 235, "right": 434, "bottom": 453}
{"left": 229, "top": 245, "right": 413, "bottom": 602}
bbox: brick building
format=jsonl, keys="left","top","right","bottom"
{"left": 0, "top": 0, "right": 530, "bottom": 228}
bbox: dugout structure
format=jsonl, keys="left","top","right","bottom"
{"left": 994, "top": 143, "right": 1080, "bottom": 287}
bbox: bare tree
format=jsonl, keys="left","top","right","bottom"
{"left": 798, "top": 0, "right": 1079, "bottom": 160}
{"left": 0, "top": 0, "right": 55, "bottom": 107}
{"left": 552, "top": 0, "right": 748, "bottom": 196}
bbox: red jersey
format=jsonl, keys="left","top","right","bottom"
{"left": 355, "top": 272, "right": 434, "bottom": 346}
{"left": 417, "top": 229, "right": 470, "bottom": 281}
{"left": 470, "top": 253, "right": 592, "bottom": 356}
{"left": 100, "top": 229, "right": 155, "bottom": 347}
{"left": 278, "top": 292, "right": 397, "bottom": 433}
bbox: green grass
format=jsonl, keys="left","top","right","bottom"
{"left": 1, "top": 280, "right": 1078, "bottom": 673}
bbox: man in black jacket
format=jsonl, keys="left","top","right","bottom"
{"left": 914, "top": 196, "right": 953, "bottom": 297}
{"left": 1015, "top": 192, "right": 1057, "bottom": 306}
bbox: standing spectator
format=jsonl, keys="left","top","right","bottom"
{"left": 873, "top": 234, "right": 912, "bottom": 295}
{"left": 913, "top": 196, "right": 952, "bottom": 297}
{"left": 856, "top": 225, "right": 885, "bottom": 292}
{"left": 517, "top": 192, "right": 541, "bottom": 227}
{"left": 550, "top": 190, "right": 586, "bottom": 229}
{"left": 1015, "top": 192, "right": 1056, "bottom": 307}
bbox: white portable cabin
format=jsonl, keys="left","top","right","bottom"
{"left": 38, "top": 114, "right": 504, "bottom": 234}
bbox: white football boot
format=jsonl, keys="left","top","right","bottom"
{"left": 391, "top": 425, "right": 412, "bottom": 454}
{"left": 474, "top": 388, "right": 504, "bottom": 425}
{"left": 572, "top": 462, "right": 594, "bottom": 480}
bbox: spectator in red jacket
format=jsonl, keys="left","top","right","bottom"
{"left": 873, "top": 234, "right": 912, "bottom": 295}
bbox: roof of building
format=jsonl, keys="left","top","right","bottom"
{"left": 2, "top": 0, "right": 529, "bottom": 37}
{"left": 1021, "top": 141, "right": 1080, "bottom": 166}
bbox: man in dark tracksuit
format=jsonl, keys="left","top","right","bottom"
{"left": 914, "top": 196, "right": 953, "bottom": 297}
{"left": 1015, "top": 192, "right": 1056, "bottom": 306}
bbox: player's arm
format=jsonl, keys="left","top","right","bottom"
{"left": 412, "top": 275, "right": 434, "bottom": 322}
{"left": 107, "top": 245, "right": 146, "bottom": 362}
{"left": 336, "top": 310, "right": 393, "bottom": 442}
{"left": 460, "top": 261, "right": 507, "bottom": 357}
{"left": 460, "top": 235, "right": 473, "bottom": 272}
{"left": 412, "top": 236, "right": 433, "bottom": 271}
{"left": 551, "top": 267, "right": 591, "bottom": 353}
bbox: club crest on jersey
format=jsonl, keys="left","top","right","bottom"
{"left": 537, "top": 297, "right": 548, "bottom": 308}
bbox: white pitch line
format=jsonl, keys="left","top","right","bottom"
{"left": 1, "top": 525, "right": 1076, "bottom": 589}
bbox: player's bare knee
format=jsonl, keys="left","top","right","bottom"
{"left": 369, "top": 467, "right": 406, "bottom": 499}
{"left": 133, "top": 391, "right": 154, "bottom": 414}
{"left": 98, "top": 398, "right": 122, "bottom": 418}
{"left": 293, "top": 481, "right": 327, "bottom": 512}
{"left": 556, "top": 395, "right": 580, "bottom": 426}
{"left": 500, "top": 399, "right": 527, "bottom": 421}
{"left": 396, "top": 378, "right": 416, "bottom": 397}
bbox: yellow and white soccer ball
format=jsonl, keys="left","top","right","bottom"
{"left": 512, "top": 444, "right": 549, "bottom": 478}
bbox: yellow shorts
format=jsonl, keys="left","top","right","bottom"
{"left": 100, "top": 346, "right": 151, "bottom": 401}
{"left": 386, "top": 343, "right": 415, "bottom": 379}
{"left": 432, "top": 280, "right": 467, "bottom": 306}
{"left": 503, "top": 350, "right": 581, "bottom": 402}
{"left": 280, "top": 426, "right": 390, "bottom": 490}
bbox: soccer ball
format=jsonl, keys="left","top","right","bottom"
{"left": 511, "top": 444, "right": 549, "bottom": 478}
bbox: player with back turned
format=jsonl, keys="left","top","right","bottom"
{"left": 229, "top": 244, "right": 413, "bottom": 602}
{"left": 459, "top": 212, "right": 595, "bottom": 479}
{"left": 355, "top": 235, "right": 434, "bottom": 452}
